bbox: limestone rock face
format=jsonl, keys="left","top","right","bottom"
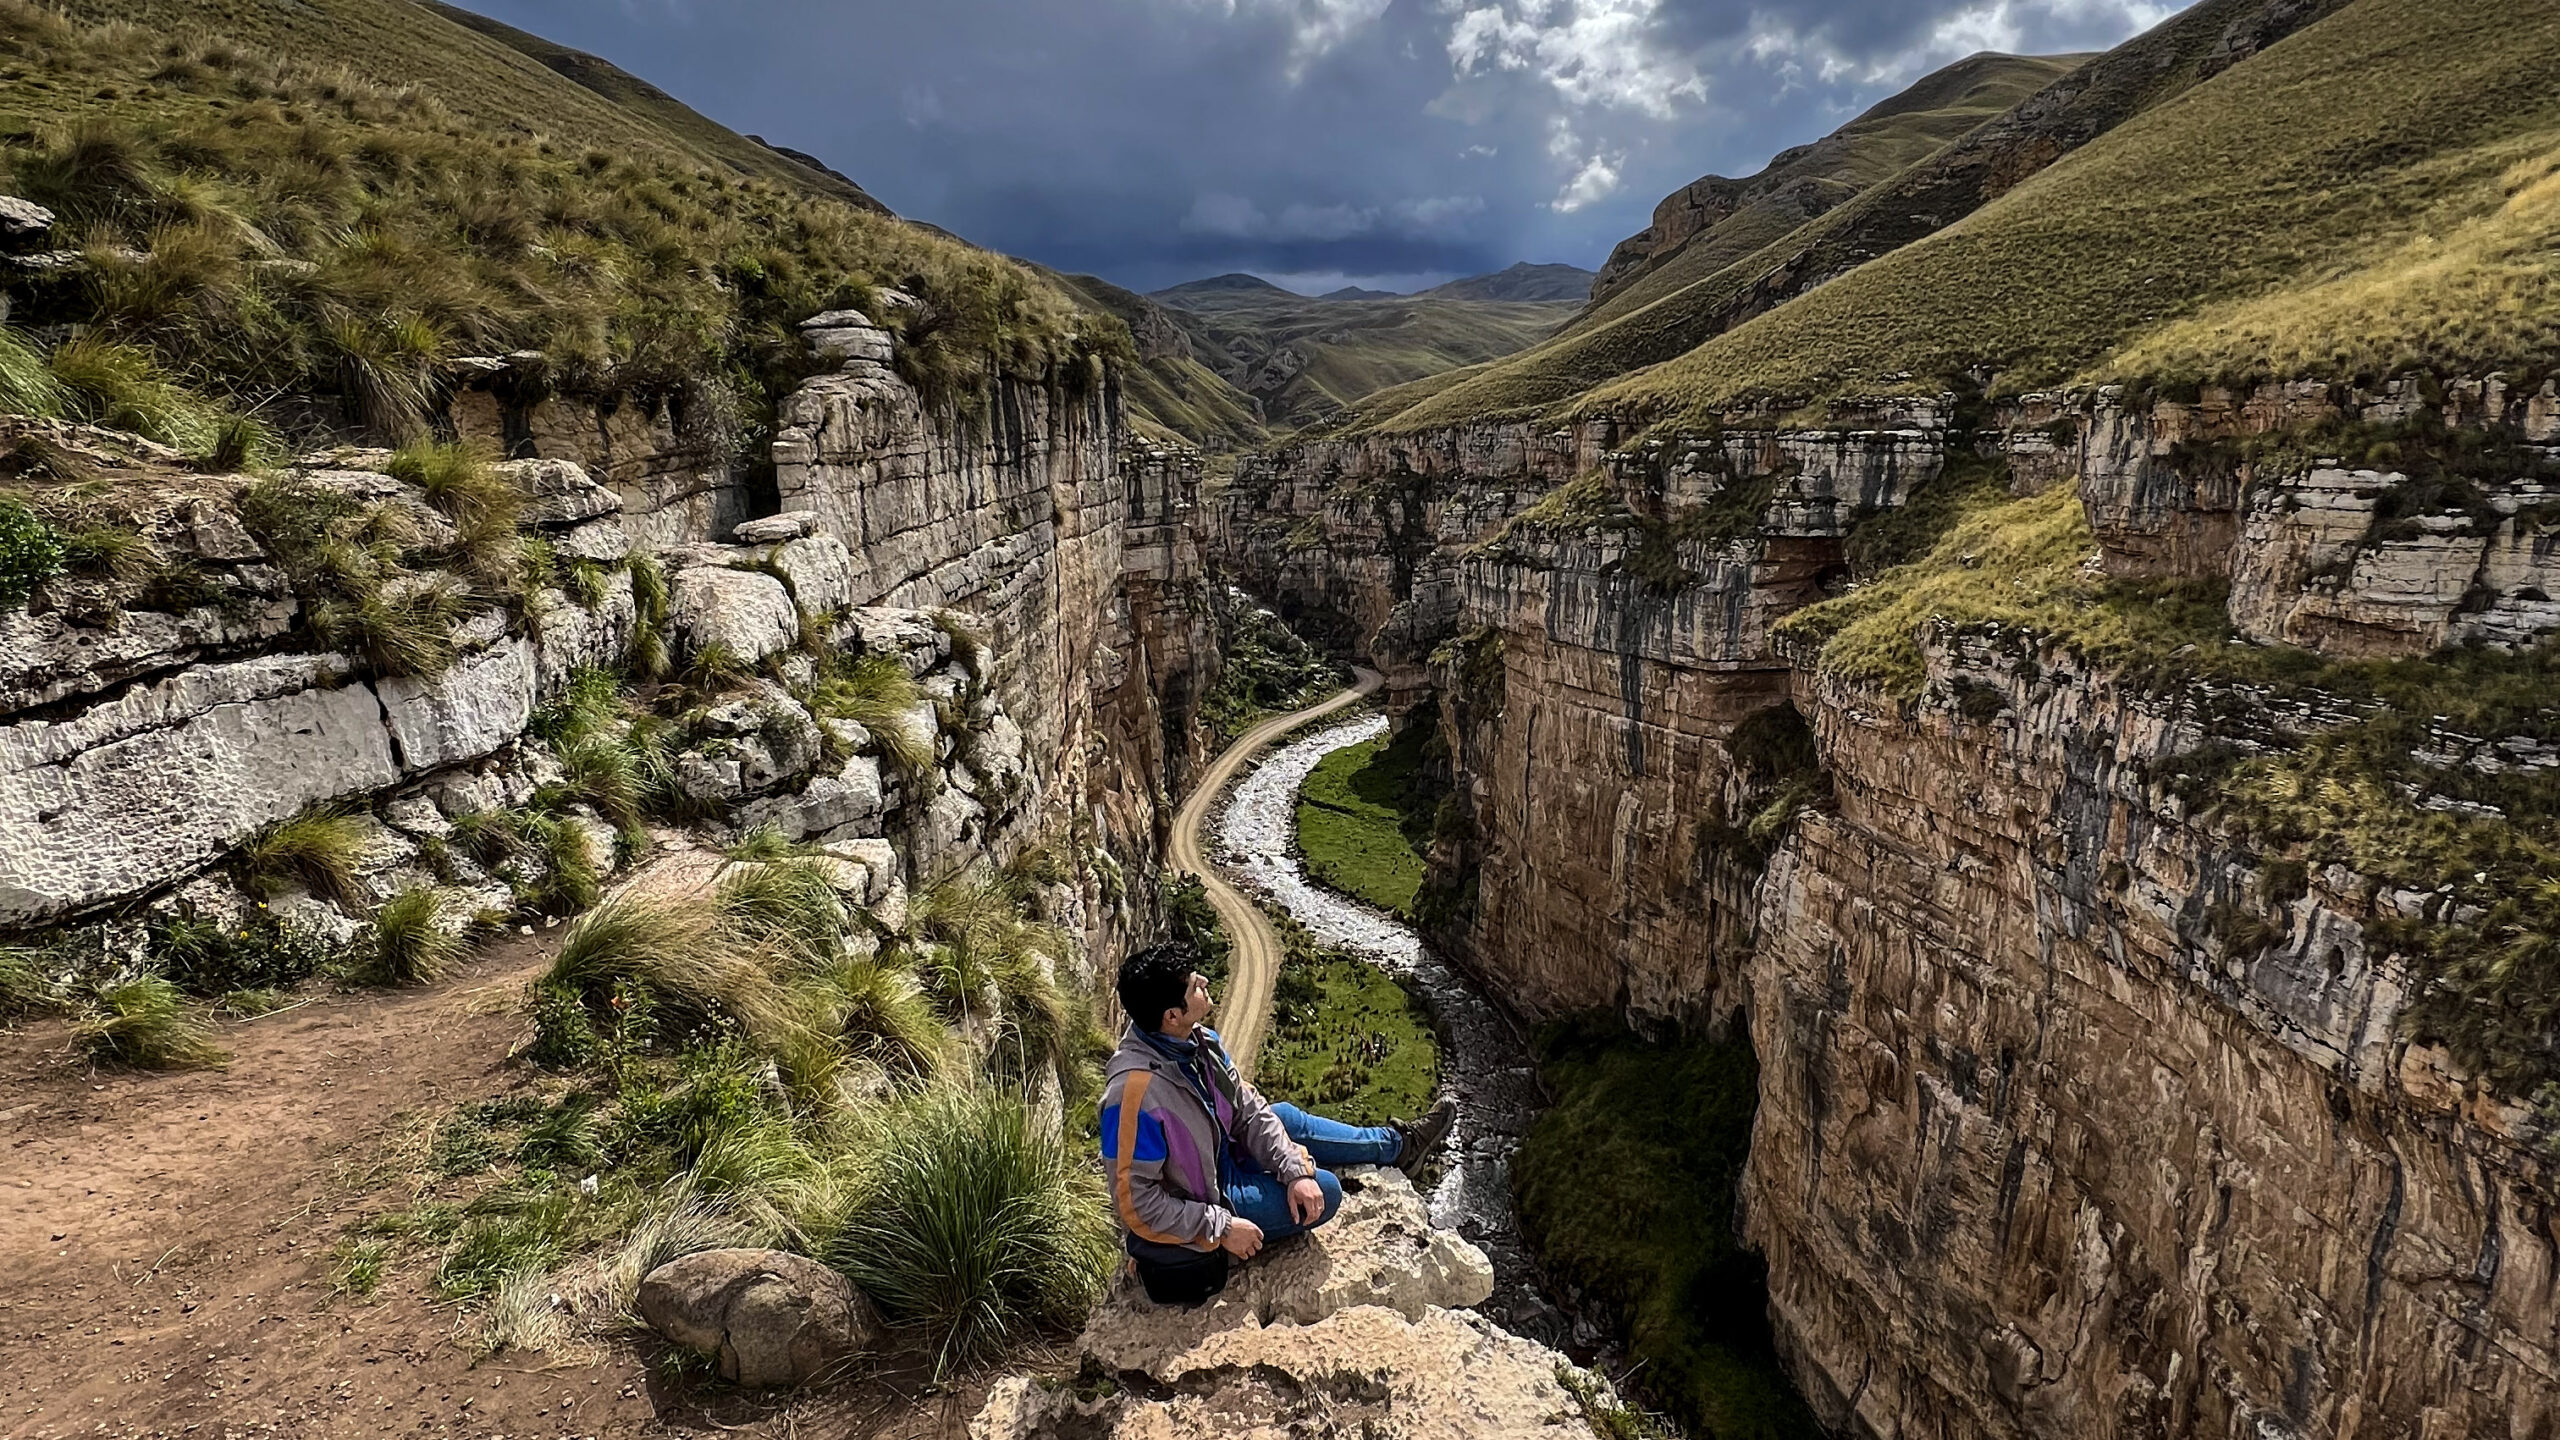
{"left": 1219, "top": 377, "right": 2560, "bottom": 1437}
{"left": 975, "top": 1169, "right": 1573, "bottom": 1440}
{"left": 0, "top": 654, "right": 394, "bottom": 924}
{"left": 636, "top": 1249, "right": 879, "bottom": 1388}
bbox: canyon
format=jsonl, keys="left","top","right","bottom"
{"left": 1214, "top": 378, "right": 2560, "bottom": 1439}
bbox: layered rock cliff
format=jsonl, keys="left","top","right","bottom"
{"left": 0, "top": 307, "right": 1223, "bottom": 978}
{"left": 1214, "top": 376, "right": 2560, "bottom": 1437}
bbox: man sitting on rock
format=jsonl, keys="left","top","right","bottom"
{"left": 1100, "top": 940, "right": 1458, "bottom": 1305}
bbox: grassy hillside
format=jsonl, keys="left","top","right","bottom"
{"left": 0, "top": 0, "right": 1122, "bottom": 453}
{"left": 1039, "top": 269, "right": 1269, "bottom": 449}
{"left": 1579, "top": 52, "right": 2084, "bottom": 328}
{"left": 419, "top": 1, "right": 889, "bottom": 212}
{"left": 1152, "top": 280, "right": 1576, "bottom": 432}
{"left": 1371, "top": 0, "right": 2375, "bottom": 433}
{"left": 1588, "top": 0, "right": 2560, "bottom": 421}
{"left": 1370, "top": 51, "right": 2079, "bottom": 431}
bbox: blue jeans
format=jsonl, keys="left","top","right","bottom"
{"left": 1223, "top": 1103, "right": 1401, "bottom": 1241}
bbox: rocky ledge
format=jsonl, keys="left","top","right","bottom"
{"left": 974, "top": 1167, "right": 1617, "bottom": 1439}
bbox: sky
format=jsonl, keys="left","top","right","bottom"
{"left": 451, "top": 0, "right": 2181, "bottom": 295}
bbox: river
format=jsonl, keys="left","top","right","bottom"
{"left": 1214, "top": 712, "right": 1570, "bottom": 1346}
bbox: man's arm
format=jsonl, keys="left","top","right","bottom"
{"left": 1102, "top": 1072, "right": 1234, "bottom": 1251}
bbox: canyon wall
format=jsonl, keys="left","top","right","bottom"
{"left": 0, "top": 311, "right": 1222, "bottom": 970}
{"left": 1213, "top": 377, "right": 2560, "bottom": 1437}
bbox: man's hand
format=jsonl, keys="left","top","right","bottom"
{"left": 1220, "top": 1218, "right": 1264, "bottom": 1259}
{"left": 1287, "top": 1176, "right": 1326, "bottom": 1226}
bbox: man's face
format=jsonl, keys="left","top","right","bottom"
{"left": 1161, "top": 970, "right": 1213, "bottom": 1034}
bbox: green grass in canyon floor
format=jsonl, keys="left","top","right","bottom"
{"left": 1296, "top": 730, "right": 1433, "bottom": 918}
{"left": 1514, "top": 1016, "right": 1820, "bottom": 1439}
{"left": 1253, "top": 918, "right": 1437, "bottom": 1129}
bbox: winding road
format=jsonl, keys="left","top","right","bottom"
{"left": 1168, "top": 667, "right": 1381, "bottom": 1074}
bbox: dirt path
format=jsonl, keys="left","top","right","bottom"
{"left": 1166, "top": 669, "right": 1380, "bottom": 1074}
{"left": 0, "top": 935, "right": 677, "bottom": 1440}
{"left": 0, "top": 921, "right": 1009, "bottom": 1440}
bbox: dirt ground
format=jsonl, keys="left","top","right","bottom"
{"left": 0, "top": 936, "right": 1019, "bottom": 1440}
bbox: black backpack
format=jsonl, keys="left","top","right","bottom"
{"left": 1126, "top": 1234, "right": 1231, "bottom": 1306}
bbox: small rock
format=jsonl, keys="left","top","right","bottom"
{"left": 636, "top": 1249, "right": 879, "bottom": 1389}
{"left": 733, "top": 511, "right": 819, "bottom": 545}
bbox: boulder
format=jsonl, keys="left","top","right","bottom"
{"left": 376, "top": 637, "right": 538, "bottom": 774}
{"left": 0, "top": 195, "right": 53, "bottom": 247}
{"left": 637, "top": 1249, "right": 878, "bottom": 1389}
{"left": 668, "top": 566, "right": 799, "bottom": 664}
{"left": 734, "top": 511, "right": 819, "bottom": 545}
{"left": 970, "top": 1167, "right": 1554, "bottom": 1438}
{"left": 0, "top": 654, "right": 397, "bottom": 925}
{"left": 499, "top": 458, "right": 622, "bottom": 527}
{"left": 767, "top": 533, "right": 856, "bottom": 614}
{"left": 800, "top": 310, "right": 894, "bottom": 366}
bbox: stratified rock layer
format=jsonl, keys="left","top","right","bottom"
{"left": 1217, "top": 376, "right": 2560, "bottom": 1437}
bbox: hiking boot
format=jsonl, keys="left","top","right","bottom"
{"left": 1393, "top": 1097, "right": 1458, "bottom": 1177}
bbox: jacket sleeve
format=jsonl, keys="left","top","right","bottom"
{"left": 1101, "top": 1070, "right": 1233, "bottom": 1250}
{"left": 1231, "top": 1074, "right": 1316, "bottom": 1188}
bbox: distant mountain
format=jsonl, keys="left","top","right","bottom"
{"left": 1125, "top": 271, "right": 1579, "bottom": 434}
{"left": 1426, "top": 263, "right": 1595, "bottom": 304}
{"left": 1038, "top": 269, "right": 1270, "bottom": 451}
{"left": 1150, "top": 273, "right": 1297, "bottom": 308}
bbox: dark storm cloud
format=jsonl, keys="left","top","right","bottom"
{"left": 452, "top": 0, "right": 2178, "bottom": 294}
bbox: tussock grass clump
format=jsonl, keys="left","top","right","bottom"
{"left": 540, "top": 891, "right": 778, "bottom": 1046}
{"left": 0, "top": 324, "right": 65, "bottom": 417}
{"left": 239, "top": 807, "right": 375, "bottom": 908}
{"left": 625, "top": 552, "right": 672, "bottom": 682}
{"left": 371, "top": 886, "right": 464, "bottom": 986}
{"left": 830, "top": 1083, "right": 1114, "bottom": 1376}
{"left": 808, "top": 653, "right": 933, "bottom": 773}
{"left": 72, "top": 977, "right": 228, "bottom": 1070}
{"left": 0, "top": 946, "right": 64, "bottom": 1017}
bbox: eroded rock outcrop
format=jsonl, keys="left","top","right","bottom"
{"left": 973, "top": 1168, "right": 1605, "bottom": 1440}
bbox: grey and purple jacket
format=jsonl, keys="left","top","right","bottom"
{"left": 1099, "top": 1022, "right": 1314, "bottom": 1251}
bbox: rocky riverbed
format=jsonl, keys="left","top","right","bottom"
{"left": 1214, "top": 713, "right": 1567, "bottom": 1347}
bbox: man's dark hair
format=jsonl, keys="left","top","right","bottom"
{"left": 1117, "top": 941, "right": 1200, "bottom": 1032}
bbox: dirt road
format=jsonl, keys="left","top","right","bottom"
{"left": 1167, "top": 669, "right": 1380, "bottom": 1074}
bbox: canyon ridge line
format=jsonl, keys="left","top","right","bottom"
{"left": 1167, "top": 666, "right": 1384, "bottom": 1074}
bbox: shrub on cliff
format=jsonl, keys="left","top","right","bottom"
{"left": 0, "top": 494, "right": 64, "bottom": 608}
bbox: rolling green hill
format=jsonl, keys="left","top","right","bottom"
{"left": 1149, "top": 274, "right": 1579, "bottom": 433}
{"left": 419, "top": 1, "right": 889, "bottom": 212}
{"left": 1587, "top": 0, "right": 2560, "bottom": 422}
{"left": 1039, "top": 269, "right": 1270, "bottom": 450}
{"left": 1370, "top": 0, "right": 2371, "bottom": 432}
{"left": 1578, "top": 52, "right": 2086, "bottom": 328}
{"left": 0, "top": 0, "right": 1121, "bottom": 452}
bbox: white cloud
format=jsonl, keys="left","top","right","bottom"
{"left": 1552, "top": 150, "right": 1624, "bottom": 211}
{"left": 1176, "top": 0, "right": 1396, "bottom": 78}
{"left": 1744, "top": 0, "right": 2177, "bottom": 89}
{"left": 1440, "top": 0, "right": 1708, "bottom": 119}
